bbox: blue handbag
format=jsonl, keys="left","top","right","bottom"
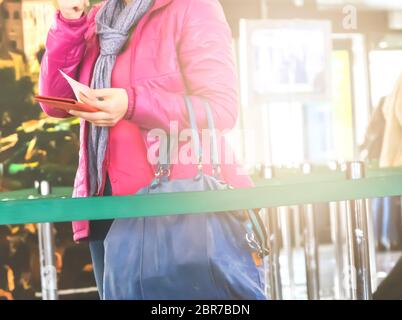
{"left": 103, "top": 97, "right": 268, "bottom": 300}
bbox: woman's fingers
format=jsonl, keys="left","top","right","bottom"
{"left": 93, "top": 122, "right": 115, "bottom": 127}
{"left": 79, "top": 93, "right": 110, "bottom": 111}
{"left": 69, "top": 110, "right": 111, "bottom": 123}
{"left": 57, "top": 0, "right": 87, "bottom": 11}
{"left": 79, "top": 92, "right": 96, "bottom": 106}
{"left": 91, "top": 88, "right": 115, "bottom": 99}
{"left": 74, "top": 88, "right": 127, "bottom": 126}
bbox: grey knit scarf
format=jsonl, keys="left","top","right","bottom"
{"left": 88, "top": 0, "right": 154, "bottom": 196}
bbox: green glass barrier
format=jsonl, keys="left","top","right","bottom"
{"left": 253, "top": 167, "right": 402, "bottom": 186}
{"left": 0, "top": 187, "right": 73, "bottom": 201}
{"left": 1, "top": 173, "right": 402, "bottom": 225}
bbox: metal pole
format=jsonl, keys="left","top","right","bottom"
{"left": 340, "top": 200, "right": 351, "bottom": 299}
{"left": 279, "top": 206, "right": 296, "bottom": 299}
{"left": 261, "top": 165, "right": 283, "bottom": 300}
{"left": 345, "top": 162, "right": 372, "bottom": 300}
{"left": 366, "top": 198, "right": 378, "bottom": 292}
{"left": 301, "top": 163, "right": 320, "bottom": 300}
{"left": 267, "top": 207, "right": 283, "bottom": 300}
{"left": 293, "top": 205, "right": 302, "bottom": 248}
{"left": 329, "top": 201, "right": 347, "bottom": 299}
{"left": 328, "top": 161, "right": 347, "bottom": 299}
{"left": 37, "top": 181, "right": 58, "bottom": 300}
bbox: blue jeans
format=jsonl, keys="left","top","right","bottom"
{"left": 89, "top": 176, "right": 114, "bottom": 299}
{"left": 89, "top": 240, "right": 106, "bottom": 299}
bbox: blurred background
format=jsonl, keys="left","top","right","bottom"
{"left": 1, "top": 0, "right": 402, "bottom": 300}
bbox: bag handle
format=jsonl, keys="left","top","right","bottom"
{"left": 201, "top": 98, "right": 221, "bottom": 178}
{"left": 185, "top": 96, "right": 223, "bottom": 178}
{"left": 184, "top": 96, "right": 203, "bottom": 169}
{"left": 155, "top": 96, "right": 220, "bottom": 179}
{"left": 154, "top": 96, "right": 202, "bottom": 181}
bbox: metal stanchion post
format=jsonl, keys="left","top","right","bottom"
{"left": 340, "top": 200, "right": 351, "bottom": 299}
{"left": 345, "top": 162, "right": 373, "bottom": 300}
{"left": 261, "top": 165, "right": 283, "bottom": 300}
{"left": 328, "top": 161, "right": 347, "bottom": 299}
{"left": 292, "top": 205, "right": 302, "bottom": 249}
{"left": 267, "top": 207, "right": 283, "bottom": 300}
{"left": 279, "top": 206, "right": 296, "bottom": 299}
{"left": 366, "top": 198, "right": 378, "bottom": 292}
{"left": 301, "top": 163, "right": 320, "bottom": 300}
{"left": 37, "top": 181, "right": 58, "bottom": 300}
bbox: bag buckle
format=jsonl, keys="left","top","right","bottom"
{"left": 246, "top": 232, "right": 263, "bottom": 257}
{"left": 155, "top": 168, "right": 171, "bottom": 178}
{"left": 155, "top": 165, "right": 171, "bottom": 179}
{"left": 246, "top": 232, "right": 270, "bottom": 258}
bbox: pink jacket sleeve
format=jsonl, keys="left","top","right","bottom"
{"left": 128, "top": 0, "right": 239, "bottom": 132}
{"left": 39, "top": 11, "right": 88, "bottom": 118}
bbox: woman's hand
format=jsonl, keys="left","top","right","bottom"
{"left": 57, "top": 0, "right": 89, "bottom": 20}
{"left": 69, "top": 88, "right": 129, "bottom": 127}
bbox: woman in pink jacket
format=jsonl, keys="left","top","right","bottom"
{"left": 40, "top": 0, "right": 256, "bottom": 298}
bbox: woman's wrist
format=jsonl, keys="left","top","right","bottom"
{"left": 124, "top": 87, "right": 136, "bottom": 121}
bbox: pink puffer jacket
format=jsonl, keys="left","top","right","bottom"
{"left": 39, "top": 0, "right": 252, "bottom": 241}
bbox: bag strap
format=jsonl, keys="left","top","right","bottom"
{"left": 154, "top": 96, "right": 202, "bottom": 180}
{"left": 154, "top": 135, "right": 171, "bottom": 181}
{"left": 184, "top": 96, "right": 203, "bottom": 168}
{"left": 156, "top": 96, "right": 221, "bottom": 179}
{"left": 201, "top": 98, "right": 221, "bottom": 178}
